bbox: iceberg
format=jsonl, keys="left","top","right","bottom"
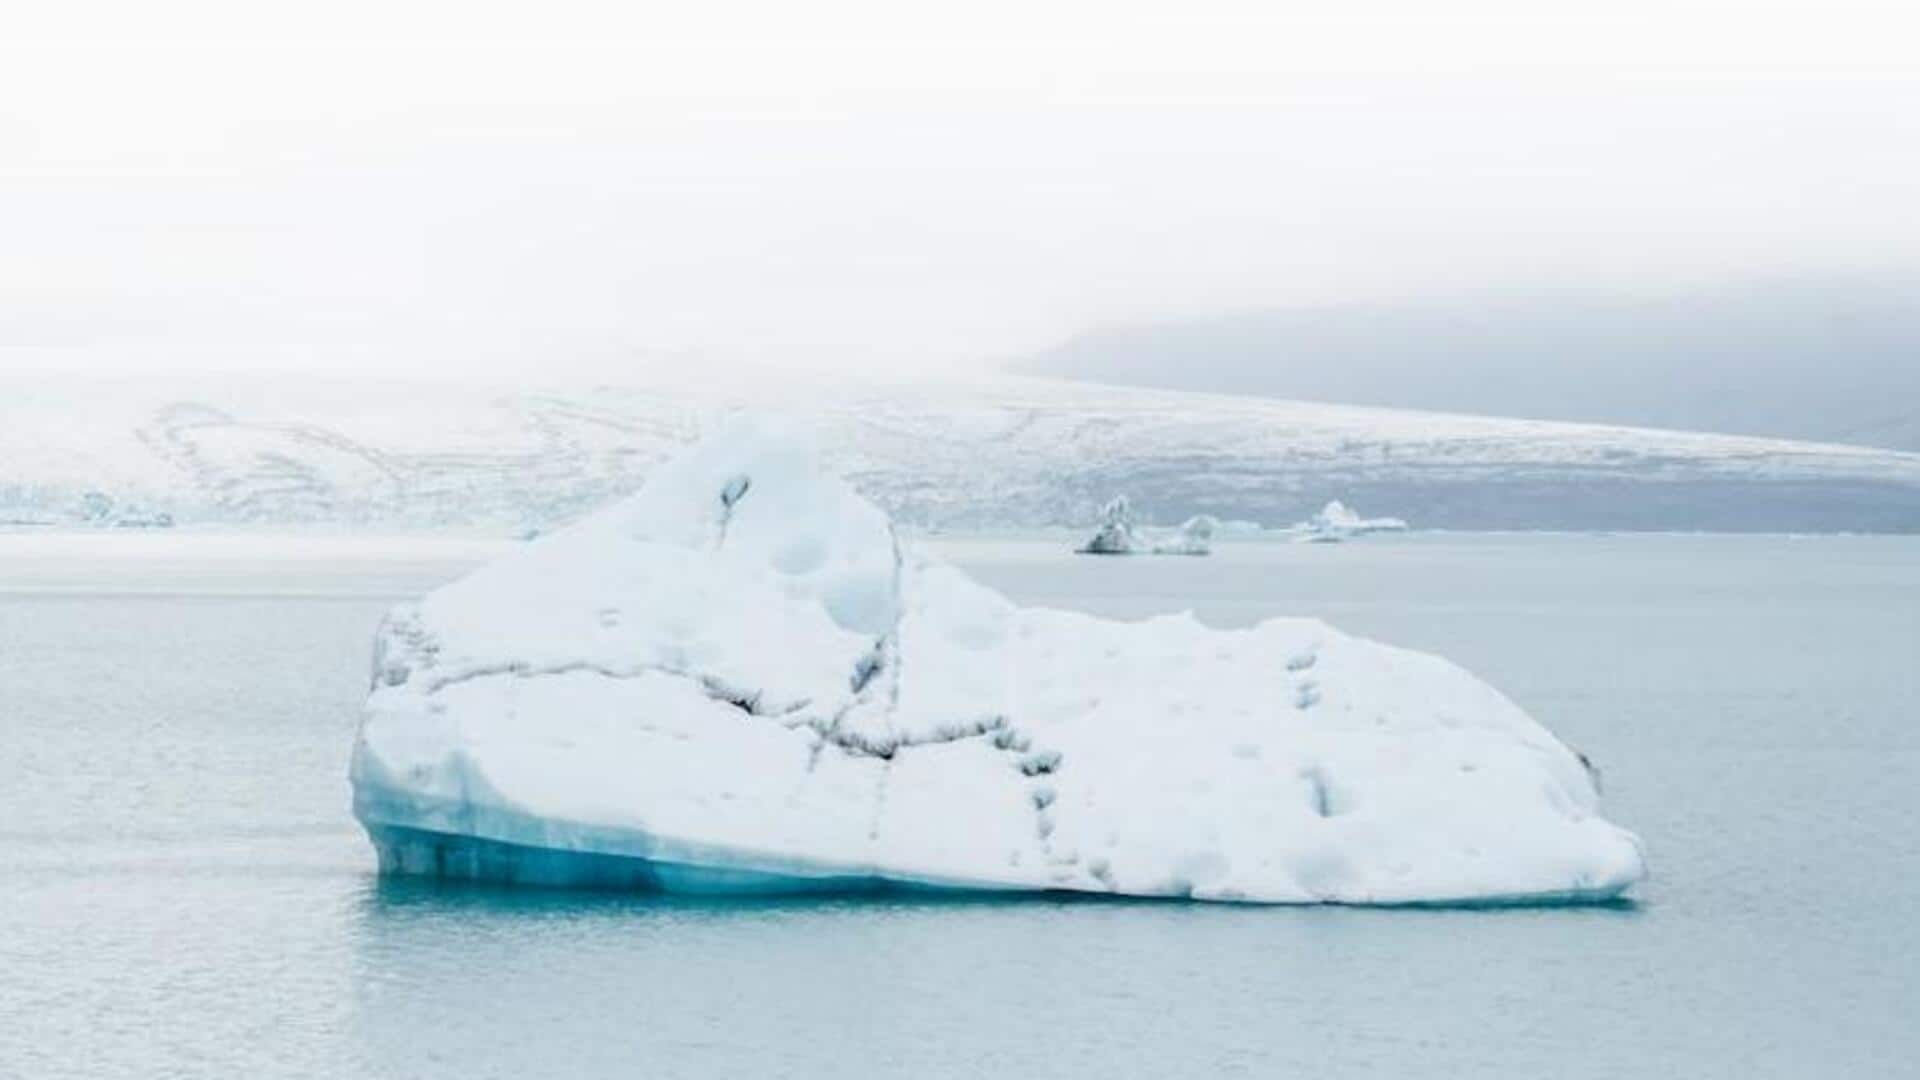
{"left": 1076, "top": 495, "right": 1142, "bottom": 554}
{"left": 1158, "top": 514, "right": 1216, "bottom": 555}
{"left": 1293, "top": 500, "right": 1409, "bottom": 543}
{"left": 1076, "top": 496, "right": 1215, "bottom": 556}
{"left": 351, "top": 424, "right": 1644, "bottom": 904}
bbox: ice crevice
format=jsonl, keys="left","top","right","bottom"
{"left": 419, "top": 652, "right": 1027, "bottom": 762}
{"left": 714, "top": 472, "right": 751, "bottom": 547}
{"left": 413, "top": 658, "right": 808, "bottom": 718}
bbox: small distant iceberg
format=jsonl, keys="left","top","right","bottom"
{"left": 1076, "top": 495, "right": 1216, "bottom": 556}
{"left": 1290, "top": 500, "right": 1408, "bottom": 544}
{"left": 110, "top": 509, "right": 176, "bottom": 529}
{"left": 1157, "top": 514, "right": 1216, "bottom": 555}
{"left": 76, "top": 491, "right": 175, "bottom": 529}
{"left": 350, "top": 423, "right": 1643, "bottom": 904}
{"left": 1076, "top": 495, "right": 1139, "bottom": 554}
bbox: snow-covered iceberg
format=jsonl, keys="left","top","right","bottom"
{"left": 351, "top": 424, "right": 1644, "bottom": 904}
{"left": 1157, "top": 513, "right": 1217, "bottom": 555}
{"left": 1076, "top": 496, "right": 1214, "bottom": 556}
{"left": 1293, "top": 500, "right": 1409, "bottom": 543}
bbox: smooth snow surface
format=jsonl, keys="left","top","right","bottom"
{"left": 352, "top": 424, "right": 1646, "bottom": 903}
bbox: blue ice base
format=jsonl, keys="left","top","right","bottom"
{"left": 361, "top": 823, "right": 1636, "bottom": 907}
{"left": 363, "top": 823, "right": 928, "bottom": 896}
{"left": 351, "top": 764, "right": 1636, "bottom": 905}
{"left": 350, "top": 754, "right": 1024, "bottom": 897}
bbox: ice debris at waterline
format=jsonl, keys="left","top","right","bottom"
{"left": 350, "top": 425, "right": 1645, "bottom": 904}
{"left": 1076, "top": 495, "right": 1215, "bottom": 555}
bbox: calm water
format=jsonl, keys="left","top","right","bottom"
{"left": 3, "top": 533, "right": 1917, "bottom": 1078}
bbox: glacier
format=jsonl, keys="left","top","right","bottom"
{"left": 6, "top": 372, "right": 1920, "bottom": 532}
{"left": 350, "top": 423, "right": 1647, "bottom": 904}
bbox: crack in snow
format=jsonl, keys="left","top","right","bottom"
{"left": 418, "top": 659, "right": 810, "bottom": 719}
{"left": 805, "top": 523, "right": 908, "bottom": 770}
{"left": 716, "top": 473, "right": 752, "bottom": 542}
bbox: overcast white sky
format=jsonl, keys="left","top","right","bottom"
{"left": 4, "top": 0, "right": 1918, "bottom": 379}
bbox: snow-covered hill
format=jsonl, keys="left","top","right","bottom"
{"left": 1020, "top": 275, "right": 1920, "bottom": 452}
{"left": 4, "top": 373, "right": 1919, "bottom": 532}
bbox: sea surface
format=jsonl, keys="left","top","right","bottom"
{"left": 3, "top": 532, "right": 1916, "bottom": 1079}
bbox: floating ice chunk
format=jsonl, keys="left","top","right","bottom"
{"left": 1076, "top": 495, "right": 1141, "bottom": 555}
{"left": 1292, "top": 500, "right": 1410, "bottom": 543}
{"left": 1076, "top": 497, "right": 1214, "bottom": 556}
{"left": 1152, "top": 514, "right": 1215, "bottom": 556}
{"left": 351, "top": 422, "right": 1645, "bottom": 904}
